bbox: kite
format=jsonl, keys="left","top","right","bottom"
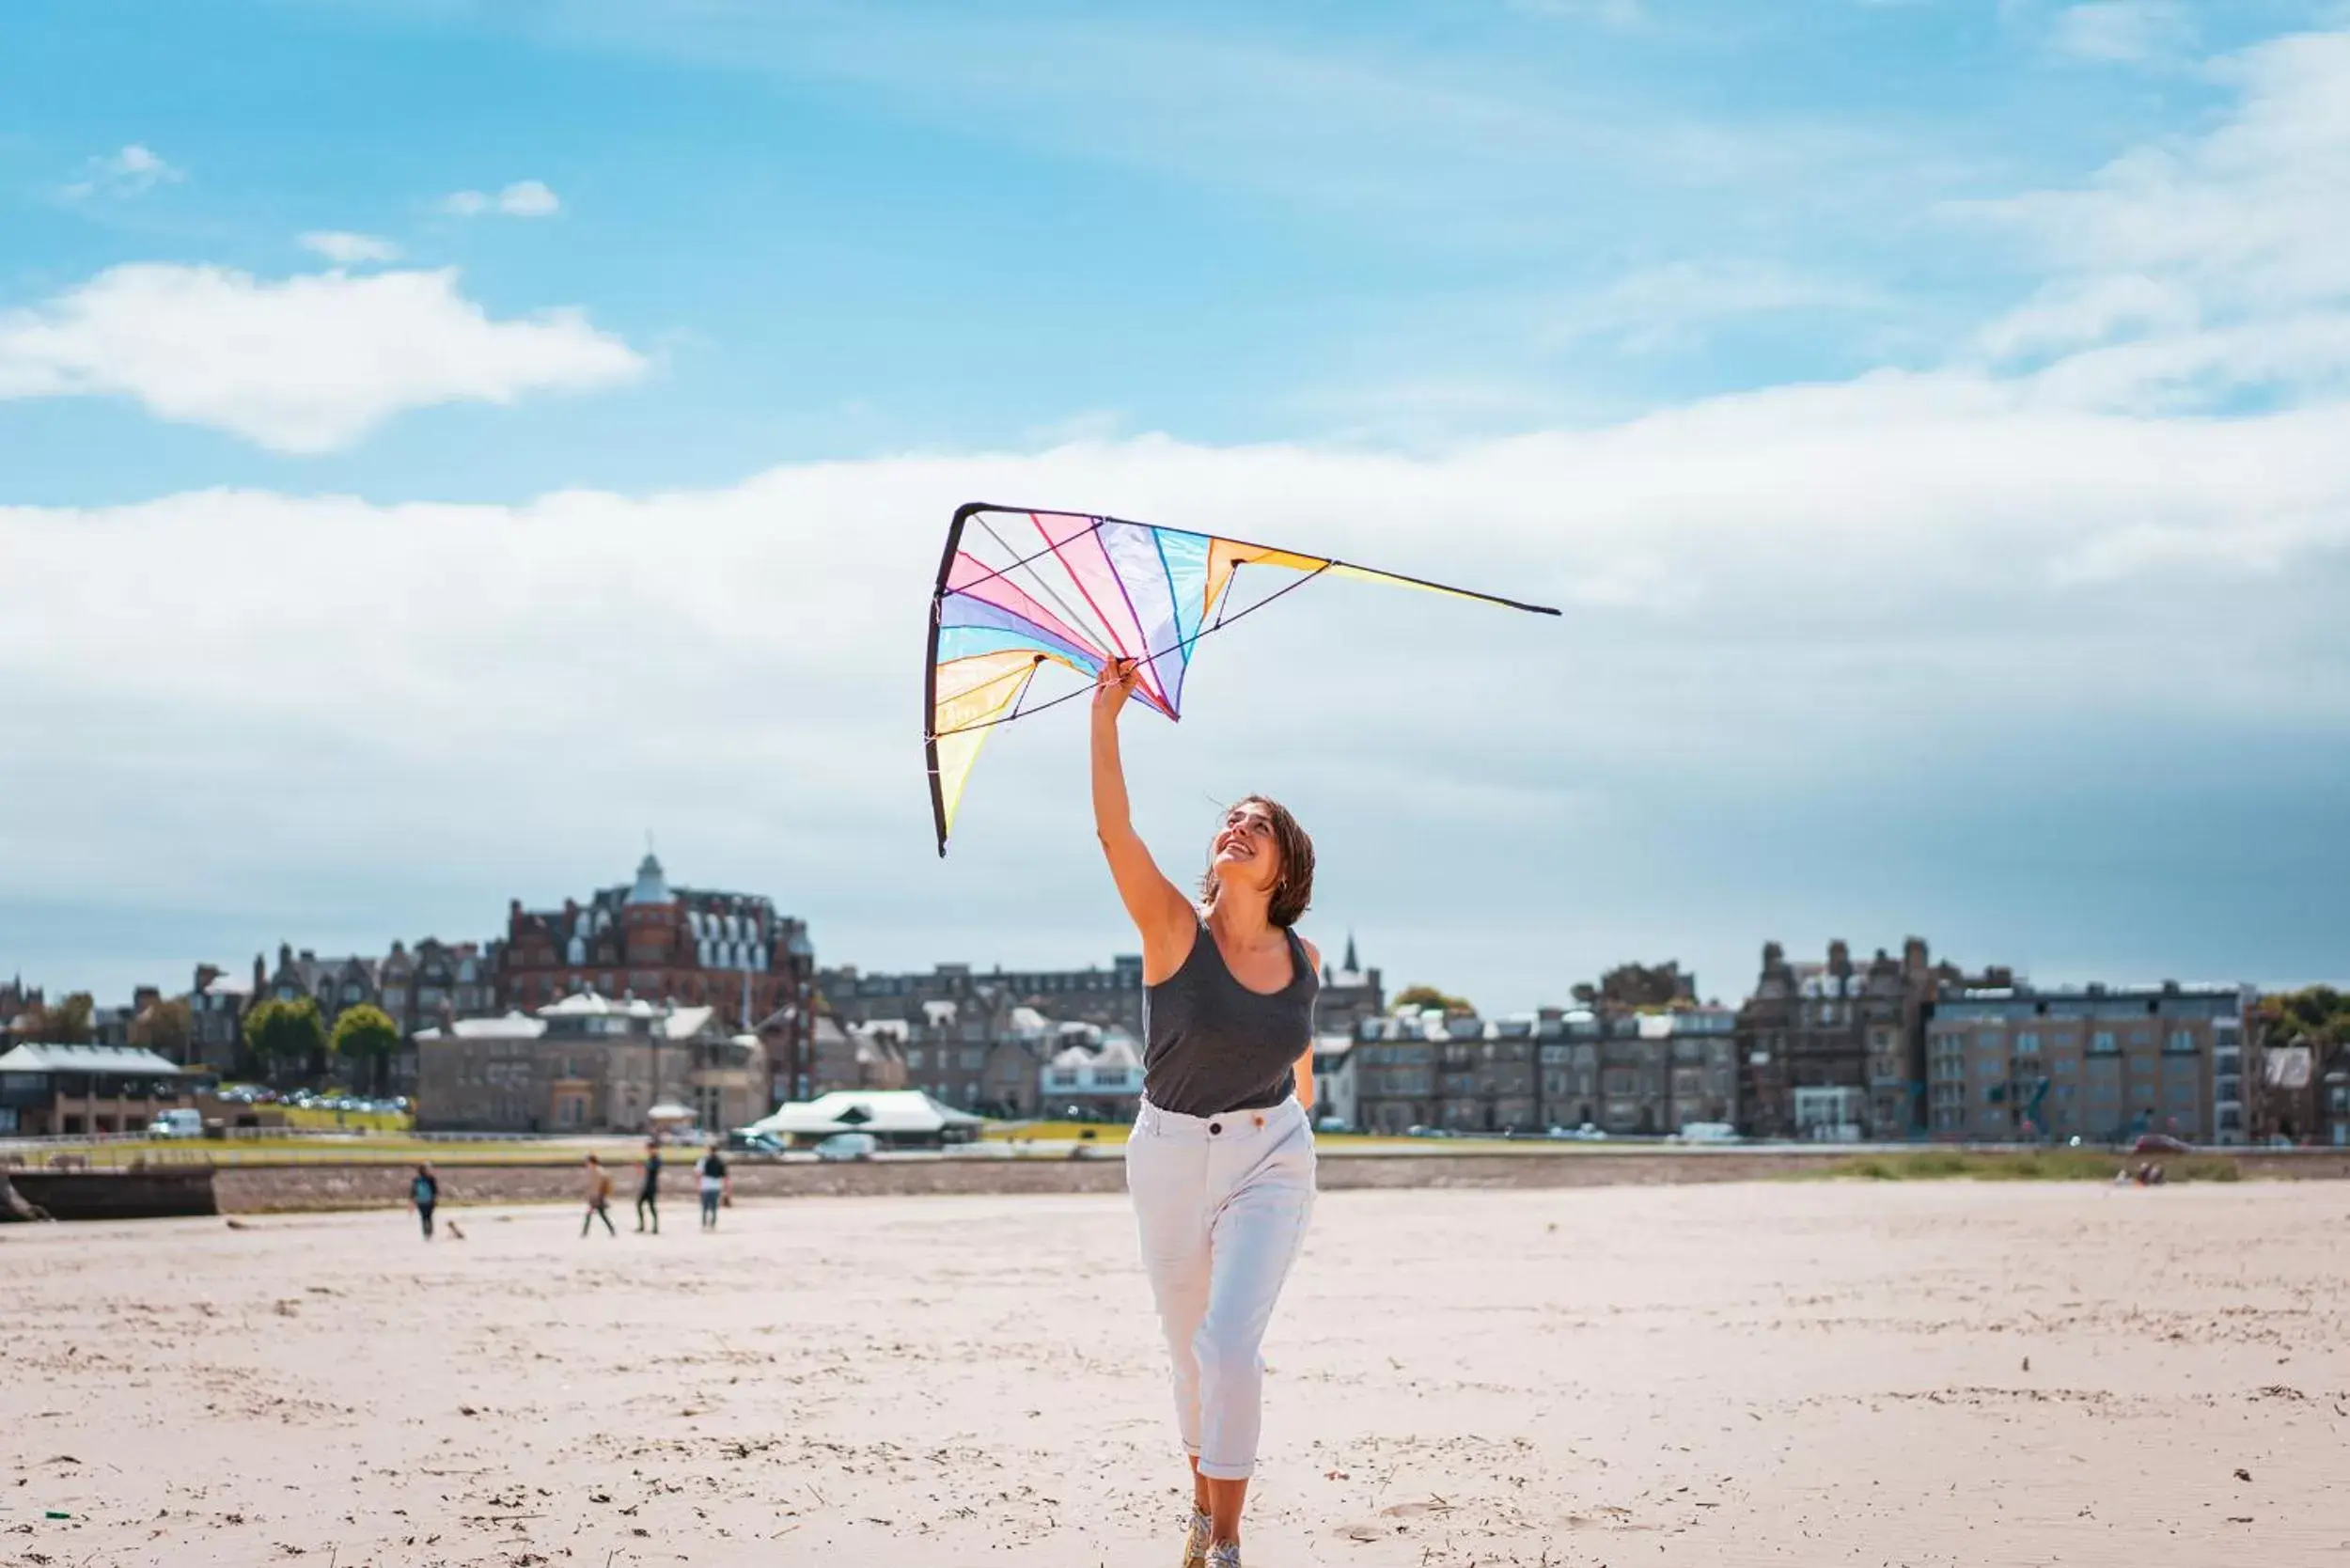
{"left": 924, "top": 502, "right": 1559, "bottom": 855}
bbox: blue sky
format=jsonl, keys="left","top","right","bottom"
{"left": 4, "top": 0, "right": 2347, "bottom": 1011}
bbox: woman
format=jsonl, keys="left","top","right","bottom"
{"left": 580, "top": 1152, "right": 616, "bottom": 1238}
{"left": 1091, "top": 657, "right": 1320, "bottom": 1568}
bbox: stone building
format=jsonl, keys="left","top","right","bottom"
{"left": 822, "top": 934, "right": 1382, "bottom": 1044}
{"left": 807, "top": 1014, "right": 909, "bottom": 1096}
{"left": 189, "top": 964, "right": 254, "bottom": 1074}
{"left": 498, "top": 854, "right": 814, "bottom": 1109}
{"left": 415, "top": 991, "right": 764, "bottom": 1134}
{"left": 822, "top": 956, "right": 1150, "bottom": 1038}
{"left": 1308, "top": 1032, "right": 1358, "bottom": 1130}
{"left": 1923, "top": 980, "right": 2254, "bottom": 1145}
{"left": 1041, "top": 1032, "right": 1145, "bottom": 1122}
{"left": 1736, "top": 938, "right": 1971, "bottom": 1141}
{"left": 1314, "top": 935, "right": 1386, "bottom": 1033}
{"left": 0, "top": 977, "right": 42, "bottom": 1044}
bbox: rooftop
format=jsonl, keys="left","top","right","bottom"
{"left": 0, "top": 1043, "right": 188, "bottom": 1074}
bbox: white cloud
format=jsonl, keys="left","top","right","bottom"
{"left": 61, "top": 142, "right": 185, "bottom": 200}
{"left": 298, "top": 231, "right": 402, "bottom": 266}
{"left": 4, "top": 383, "right": 2347, "bottom": 1000}
{"left": 2047, "top": 2, "right": 2195, "bottom": 64}
{"left": 1966, "top": 29, "right": 2350, "bottom": 408}
{"left": 0, "top": 263, "right": 645, "bottom": 452}
{"left": 441, "top": 180, "right": 562, "bottom": 218}
{"left": 495, "top": 179, "right": 560, "bottom": 217}
{"left": 1543, "top": 260, "right": 1888, "bottom": 353}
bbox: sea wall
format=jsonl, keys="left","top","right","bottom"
{"left": 198, "top": 1145, "right": 2350, "bottom": 1214}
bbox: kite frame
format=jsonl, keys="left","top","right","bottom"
{"left": 924, "top": 501, "right": 1562, "bottom": 855}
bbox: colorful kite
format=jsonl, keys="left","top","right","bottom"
{"left": 924, "top": 503, "right": 1559, "bottom": 854}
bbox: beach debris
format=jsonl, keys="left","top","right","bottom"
{"left": 2021, "top": 1356, "right": 2030, "bottom": 1372}
{"left": 2235, "top": 1468, "right": 2252, "bottom": 1482}
{"left": 43, "top": 1511, "right": 70, "bottom": 1520}
{"left": 226, "top": 1218, "right": 251, "bottom": 1231}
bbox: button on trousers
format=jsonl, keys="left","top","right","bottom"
{"left": 1127, "top": 1095, "right": 1316, "bottom": 1480}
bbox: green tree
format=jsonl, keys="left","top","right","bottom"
{"left": 330, "top": 1004, "right": 401, "bottom": 1095}
{"left": 243, "top": 997, "right": 329, "bottom": 1087}
{"left": 26, "top": 993, "right": 95, "bottom": 1043}
{"left": 1393, "top": 984, "right": 1475, "bottom": 1017}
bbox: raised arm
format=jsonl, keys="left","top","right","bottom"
{"left": 1090, "top": 660, "right": 1198, "bottom": 982}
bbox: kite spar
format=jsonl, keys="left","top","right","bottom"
{"left": 924, "top": 503, "right": 1559, "bottom": 855}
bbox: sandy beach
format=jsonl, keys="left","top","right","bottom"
{"left": 6, "top": 1180, "right": 2348, "bottom": 1567}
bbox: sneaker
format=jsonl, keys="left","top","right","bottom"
{"left": 1206, "top": 1542, "right": 1242, "bottom": 1568}
{"left": 1180, "top": 1509, "right": 1212, "bottom": 1567}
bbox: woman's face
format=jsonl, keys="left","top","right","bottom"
{"left": 1210, "top": 800, "right": 1281, "bottom": 898}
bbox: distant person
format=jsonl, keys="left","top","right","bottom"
{"left": 581, "top": 1153, "right": 617, "bottom": 1237}
{"left": 411, "top": 1162, "right": 438, "bottom": 1240}
{"left": 697, "top": 1141, "right": 729, "bottom": 1230}
{"left": 1091, "top": 658, "right": 1322, "bottom": 1568}
{"left": 635, "top": 1139, "right": 664, "bottom": 1233}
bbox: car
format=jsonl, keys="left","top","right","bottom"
{"left": 726, "top": 1129, "right": 788, "bottom": 1156}
{"left": 148, "top": 1108, "right": 205, "bottom": 1138}
{"left": 1677, "top": 1122, "right": 1738, "bottom": 1144}
{"left": 2132, "top": 1133, "right": 2193, "bottom": 1154}
{"left": 813, "top": 1132, "right": 879, "bottom": 1162}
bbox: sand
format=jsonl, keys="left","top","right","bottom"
{"left": 5, "top": 1181, "right": 2348, "bottom": 1567}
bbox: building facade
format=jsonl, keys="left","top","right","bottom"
{"left": 1736, "top": 939, "right": 1971, "bottom": 1141}
{"left": 1042, "top": 1033, "right": 1145, "bottom": 1121}
{"left": 498, "top": 854, "right": 814, "bottom": 1108}
{"left": 823, "top": 934, "right": 1383, "bottom": 1045}
{"left": 1923, "top": 980, "right": 2254, "bottom": 1145}
{"left": 0, "top": 1043, "right": 215, "bottom": 1137}
{"left": 415, "top": 992, "right": 765, "bottom": 1135}
{"left": 822, "top": 956, "right": 1151, "bottom": 1039}
{"left": 1309, "top": 1033, "right": 1358, "bottom": 1130}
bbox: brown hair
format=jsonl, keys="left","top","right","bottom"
{"left": 1198, "top": 794, "right": 1315, "bottom": 929}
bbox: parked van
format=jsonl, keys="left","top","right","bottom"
{"left": 148, "top": 1107, "right": 205, "bottom": 1138}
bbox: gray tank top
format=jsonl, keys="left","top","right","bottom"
{"left": 1142, "top": 918, "right": 1318, "bottom": 1117}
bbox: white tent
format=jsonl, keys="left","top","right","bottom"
{"left": 744, "top": 1090, "right": 984, "bottom": 1145}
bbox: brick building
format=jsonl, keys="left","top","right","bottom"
{"left": 498, "top": 854, "right": 813, "bottom": 1109}
{"left": 1924, "top": 980, "right": 2254, "bottom": 1146}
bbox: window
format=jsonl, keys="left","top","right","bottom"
{"left": 905, "top": 1048, "right": 925, "bottom": 1069}
{"left": 2015, "top": 1032, "right": 2040, "bottom": 1055}
{"left": 2166, "top": 1029, "right": 2196, "bottom": 1053}
{"left": 960, "top": 1048, "right": 984, "bottom": 1071}
{"left": 2091, "top": 1031, "right": 2117, "bottom": 1054}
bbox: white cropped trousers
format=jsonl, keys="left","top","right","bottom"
{"left": 1125, "top": 1094, "right": 1316, "bottom": 1481}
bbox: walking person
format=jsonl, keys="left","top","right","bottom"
{"left": 580, "top": 1152, "right": 617, "bottom": 1238}
{"left": 411, "top": 1161, "right": 438, "bottom": 1241}
{"left": 697, "top": 1140, "right": 729, "bottom": 1231}
{"left": 1091, "top": 658, "right": 1321, "bottom": 1568}
{"left": 635, "top": 1139, "right": 663, "bottom": 1233}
